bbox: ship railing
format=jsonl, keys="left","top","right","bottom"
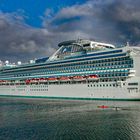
{"left": 129, "top": 69, "right": 136, "bottom": 73}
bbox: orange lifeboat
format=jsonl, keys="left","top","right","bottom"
{"left": 43, "top": 78, "right": 48, "bottom": 82}
{"left": 0, "top": 80, "right": 7, "bottom": 84}
{"left": 39, "top": 78, "right": 47, "bottom": 82}
{"left": 25, "top": 79, "right": 31, "bottom": 84}
{"left": 30, "top": 78, "right": 37, "bottom": 83}
{"left": 47, "top": 77, "right": 58, "bottom": 82}
{"left": 86, "top": 74, "right": 99, "bottom": 81}
{"left": 59, "top": 76, "right": 70, "bottom": 81}
{"left": 72, "top": 76, "right": 86, "bottom": 81}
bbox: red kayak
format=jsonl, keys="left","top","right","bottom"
{"left": 97, "top": 105, "right": 109, "bottom": 109}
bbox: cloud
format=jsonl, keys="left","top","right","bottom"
{"left": 0, "top": 0, "right": 140, "bottom": 62}
{"left": 0, "top": 12, "right": 56, "bottom": 62}
{"left": 44, "top": 0, "right": 140, "bottom": 44}
{"left": 99, "top": 0, "right": 140, "bottom": 44}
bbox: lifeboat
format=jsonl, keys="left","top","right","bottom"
{"left": 39, "top": 78, "right": 47, "bottom": 82}
{"left": 0, "top": 80, "right": 7, "bottom": 84}
{"left": 86, "top": 74, "right": 99, "bottom": 81}
{"left": 59, "top": 76, "right": 70, "bottom": 82}
{"left": 72, "top": 76, "right": 86, "bottom": 81}
{"left": 29, "top": 78, "right": 38, "bottom": 83}
{"left": 47, "top": 77, "right": 58, "bottom": 82}
{"left": 29, "top": 78, "right": 47, "bottom": 83}
{"left": 25, "top": 79, "right": 31, "bottom": 84}
{"left": 43, "top": 78, "right": 48, "bottom": 82}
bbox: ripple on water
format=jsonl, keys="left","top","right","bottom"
{"left": 0, "top": 98, "right": 140, "bottom": 140}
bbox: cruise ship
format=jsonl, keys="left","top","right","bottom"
{"left": 0, "top": 39, "right": 140, "bottom": 101}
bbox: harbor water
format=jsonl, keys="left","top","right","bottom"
{"left": 0, "top": 98, "right": 140, "bottom": 140}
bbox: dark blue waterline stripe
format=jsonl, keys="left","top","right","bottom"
{"left": 0, "top": 95, "right": 140, "bottom": 101}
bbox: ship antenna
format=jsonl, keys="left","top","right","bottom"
{"left": 127, "top": 42, "right": 129, "bottom": 47}
{"left": 77, "top": 37, "right": 80, "bottom": 41}
{"left": 126, "top": 42, "right": 129, "bottom": 50}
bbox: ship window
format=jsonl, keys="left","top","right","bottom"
{"left": 128, "top": 83, "right": 138, "bottom": 86}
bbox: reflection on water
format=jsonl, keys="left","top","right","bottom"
{"left": 0, "top": 98, "right": 140, "bottom": 140}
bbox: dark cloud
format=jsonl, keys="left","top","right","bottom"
{"left": 44, "top": 0, "right": 140, "bottom": 44}
{"left": 99, "top": 0, "right": 140, "bottom": 44}
{"left": 0, "top": 0, "right": 140, "bottom": 62}
{"left": 0, "top": 12, "right": 56, "bottom": 62}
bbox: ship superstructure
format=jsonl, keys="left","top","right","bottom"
{"left": 0, "top": 39, "right": 140, "bottom": 100}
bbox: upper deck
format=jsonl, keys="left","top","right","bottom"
{"left": 48, "top": 39, "right": 115, "bottom": 61}
{"left": 0, "top": 39, "right": 116, "bottom": 70}
{"left": 0, "top": 39, "right": 140, "bottom": 82}
{"left": 0, "top": 39, "right": 139, "bottom": 74}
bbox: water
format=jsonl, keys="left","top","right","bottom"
{"left": 0, "top": 98, "right": 140, "bottom": 140}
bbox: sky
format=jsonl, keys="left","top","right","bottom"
{"left": 0, "top": 0, "right": 140, "bottom": 62}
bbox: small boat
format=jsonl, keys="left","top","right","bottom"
{"left": 86, "top": 74, "right": 99, "bottom": 81}
{"left": 47, "top": 77, "right": 58, "bottom": 82}
{"left": 59, "top": 76, "right": 70, "bottom": 81}
{"left": 29, "top": 78, "right": 38, "bottom": 83}
{"left": 72, "top": 76, "right": 86, "bottom": 81}
{"left": 39, "top": 78, "right": 47, "bottom": 82}
{"left": 97, "top": 105, "right": 109, "bottom": 109}
{"left": 0, "top": 80, "right": 9, "bottom": 84}
{"left": 29, "top": 78, "right": 48, "bottom": 83}
{"left": 25, "top": 79, "right": 31, "bottom": 84}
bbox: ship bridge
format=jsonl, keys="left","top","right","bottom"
{"left": 48, "top": 39, "right": 115, "bottom": 61}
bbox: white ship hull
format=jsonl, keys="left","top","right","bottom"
{"left": 0, "top": 81, "right": 140, "bottom": 100}
{"left": 1, "top": 40, "right": 140, "bottom": 101}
